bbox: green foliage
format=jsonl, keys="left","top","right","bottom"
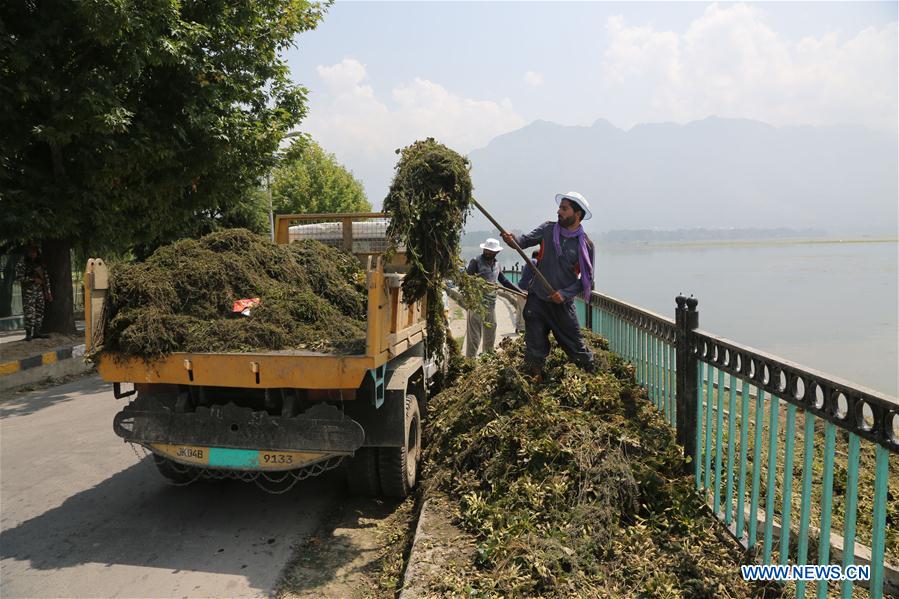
{"left": 383, "top": 138, "right": 472, "bottom": 303}
{"left": 425, "top": 334, "right": 779, "bottom": 598}
{"left": 100, "top": 229, "right": 367, "bottom": 357}
{"left": 382, "top": 138, "right": 475, "bottom": 366}
{"left": 130, "top": 188, "right": 271, "bottom": 259}
{"left": 272, "top": 136, "right": 371, "bottom": 214}
{"left": 0, "top": 0, "right": 327, "bottom": 254}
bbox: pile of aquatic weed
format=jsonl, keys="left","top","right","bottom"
{"left": 99, "top": 229, "right": 368, "bottom": 357}
{"left": 424, "top": 333, "right": 779, "bottom": 598}
{"left": 430, "top": 330, "right": 473, "bottom": 394}
{"left": 383, "top": 138, "right": 486, "bottom": 363}
{"left": 383, "top": 137, "right": 472, "bottom": 303}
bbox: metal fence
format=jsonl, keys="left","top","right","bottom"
{"left": 274, "top": 212, "right": 401, "bottom": 255}
{"left": 503, "top": 266, "right": 897, "bottom": 598}
{"left": 1, "top": 253, "right": 85, "bottom": 318}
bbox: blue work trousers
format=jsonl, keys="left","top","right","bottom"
{"left": 523, "top": 294, "right": 593, "bottom": 371}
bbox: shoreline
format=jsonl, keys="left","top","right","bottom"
{"left": 594, "top": 237, "right": 899, "bottom": 249}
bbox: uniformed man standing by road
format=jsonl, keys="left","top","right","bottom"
{"left": 466, "top": 238, "right": 520, "bottom": 358}
{"left": 15, "top": 244, "right": 52, "bottom": 341}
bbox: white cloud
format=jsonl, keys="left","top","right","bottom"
{"left": 303, "top": 58, "right": 527, "bottom": 203}
{"left": 601, "top": 3, "right": 898, "bottom": 131}
{"left": 524, "top": 70, "right": 544, "bottom": 87}
{"left": 316, "top": 58, "right": 367, "bottom": 92}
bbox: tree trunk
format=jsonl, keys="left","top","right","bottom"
{"left": 0, "top": 254, "right": 19, "bottom": 317}
{"left": 41, "top": 239, "right": 76, "bottom": 334}
{"left": 42, "top": 139, "right": 76, "bottom": 333}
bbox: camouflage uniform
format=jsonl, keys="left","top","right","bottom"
{"left": 15, "top": 258, "right": 49, "bottom": 335}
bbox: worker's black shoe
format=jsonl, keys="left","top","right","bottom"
{"left": 24, "top": 327, "right": 33, "bottom": 341}
{"left": 34, "top": 331, "right": 50, "bottom": 339}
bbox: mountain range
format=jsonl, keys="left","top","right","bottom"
{"left": 464, "top": 117, "right": 898, "bottom": 236}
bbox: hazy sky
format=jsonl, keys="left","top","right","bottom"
{"left": 284, "top": 1, "right": 899, "bottom": 204}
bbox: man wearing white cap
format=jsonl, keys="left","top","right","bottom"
{"left": 465, "top": 238, "right": 520, "bottom": 357}
{"left": 501, "top": 192, "right": 595, "bottom": 377}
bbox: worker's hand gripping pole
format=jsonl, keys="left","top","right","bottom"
{"left": 470, "top": 198, "right": 557, "bottom": 296}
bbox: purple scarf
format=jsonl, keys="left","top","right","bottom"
{"left": 553, "top": 222, "right": 593, "bottom": 300}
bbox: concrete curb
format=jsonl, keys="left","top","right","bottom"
{"left": 399, "top": 492, "right": 476, "bottom": 599}
{"left": 0, "top": 343, "right": 90, "bottom": 393}
{"left": 399, "top": 497, "right": 434, "bottom": 599}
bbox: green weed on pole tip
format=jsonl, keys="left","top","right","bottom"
{"left": 383, "top": 138, "right": 486, "bottom": 366}
{"left": 384, "top": 137, "right": 472, "bottom": 302}
{"left": 424, "top": 333, "right": 778, "bottom": 598}
{"left": 99, "top": 229, "right": 368, "bottom": 358}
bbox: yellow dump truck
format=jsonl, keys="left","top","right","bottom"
{"left": 84, "top": 214, "right": 434, "bottom": 497}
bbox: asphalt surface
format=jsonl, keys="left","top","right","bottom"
{"left": 0, "top": 298, "right": 518, "bottom": 598}
{"left": 0, "top": 375, "right": 346, "bottom": 598}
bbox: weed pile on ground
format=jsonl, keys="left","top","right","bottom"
{"left": 100, "top": 229, "right": 368, "bottom": 357}
{"left": 425, "top": 333, "right": 778, "bottom": 598}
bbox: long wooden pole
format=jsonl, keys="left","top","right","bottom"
{"left": 470, "top": 198, "right": 556, "bottom": 296}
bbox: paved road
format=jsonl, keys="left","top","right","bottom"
{"left": 448, "top": 294, "right": 521, "bottom": 351}
{"left": 0, "top": 375, "right": 346, "bottom": 598}
{"left": 0, "top": 303, "right": 518, "bottom": 598}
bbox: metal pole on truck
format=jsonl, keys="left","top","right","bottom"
{"left": 267, "top": 171, "right": 275, "bottom": 241}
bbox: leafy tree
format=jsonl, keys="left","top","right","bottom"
{"left": 272, "top": 136, "right": 371, "bottom": 214}
{"left": 0, "top": 0, "right": 327, "bottom": 332}
{"left": 131, "top": 187, "right": 271, "bottom": 259}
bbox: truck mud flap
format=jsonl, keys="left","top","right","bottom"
{"left": 113, "top": 401, "right": 364, "bottom": 454}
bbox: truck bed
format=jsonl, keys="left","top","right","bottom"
{"left": 85, "top": 214, "right": 427, "bottom": 391}
{"left": 96, "top": 347, "right": 389, "bottom": 390}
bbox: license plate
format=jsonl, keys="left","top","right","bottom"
{"left": 150, "top": 443, "right": 329, "bottom": 471}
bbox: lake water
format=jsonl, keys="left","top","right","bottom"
{"left": 466, "top": 239, "right": 898, "bottom": 397}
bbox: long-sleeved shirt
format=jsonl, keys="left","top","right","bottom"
{"left": 512, "top": 221, "right": 594, "bottom": 302}
{"left": 15, "top": 258, "right": 49, "bottom": 292}
{"left": 467, "top": 255, "right": 519, "bottom": 304}
{"left": 518, "top": 259, "right": 537, "bottom": 292}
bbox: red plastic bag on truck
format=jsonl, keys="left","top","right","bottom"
{"left": 232, "top": 298, "right": 261, "bottom": 317}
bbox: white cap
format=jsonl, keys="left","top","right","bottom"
{"left": 555, "top": 191, "right": 592, "bottom": 221}
{"left": 479, "top": 238, "right": 503, "bottom": 252}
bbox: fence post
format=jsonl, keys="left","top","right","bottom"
{"left": 585, "top": 292, "right": 594, "bottom": 331}
{"left": 676, "top": 295, "right": 699, "bottom": 466}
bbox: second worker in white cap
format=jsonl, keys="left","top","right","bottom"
{"left": 465, "top": 237, "right": 521, "bottom": 358}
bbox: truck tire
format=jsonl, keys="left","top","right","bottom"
{"left": 345, "top": 447, "right": 381, "bottom": 496}
{"left": 378, "top": 394, "right": 421, "bottom": 498}
{"left": 153, "top": 455, "right": 200, "bottom": 484}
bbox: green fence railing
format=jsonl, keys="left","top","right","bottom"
{"left": 503, "top": 267, "right": 898, "bottom": 598}
{"left": 503, "top": 270, "right": 521, "bottom": 285}
{"left": 685, "top": 322, "right": 896, "bottom": 599}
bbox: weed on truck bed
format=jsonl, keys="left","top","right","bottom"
{"left": 99, "top": 229, "right": 368, "bottom": 358}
